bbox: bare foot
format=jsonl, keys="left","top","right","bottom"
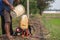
{"left": 7, "top": 36, "right": 14, "bottom": 40}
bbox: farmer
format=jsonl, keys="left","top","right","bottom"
{"left": 0, "top": 0, "right": 19, "bottom": 40}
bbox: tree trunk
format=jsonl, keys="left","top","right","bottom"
{"left": 39, "top": 10, "right": 43, "bottom": 15}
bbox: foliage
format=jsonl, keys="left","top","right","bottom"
{"left": 20, "top": 0, "right": 54, "bottom": 15}
{"left": 37, "top": 0, "right": 54, "bottom": 15}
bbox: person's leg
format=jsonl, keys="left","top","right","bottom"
{"left": 21, "top": 30, "right": 25, "bottom": 38}
{"left": 1, "top": 10, "right": 13, "bottom": 35}
{"left": 10, "top": 14, "right": 13, "bottom": 35}
{"left": 3, "top": 10, "right": 14, "bottom": 40}
{"left": 1, "top": 15, "right": 6, "bottom": 34}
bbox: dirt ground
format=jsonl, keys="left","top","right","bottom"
{"left": 0, "top": 15, "right": 49, "bottom": 40}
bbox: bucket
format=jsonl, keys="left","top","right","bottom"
{"left": 10, "top": 4, "right": 25, "bottom": 18}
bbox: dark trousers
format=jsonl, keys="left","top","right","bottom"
{"left": 1, "top": 15, "right": 13, "bottom": 35}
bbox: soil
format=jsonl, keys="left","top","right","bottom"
{"left": 0, "top": 15, "right": 49, "bottom": 40}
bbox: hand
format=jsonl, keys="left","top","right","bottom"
{"left": 10, "top": 5, "right": 14, "bottom": 11}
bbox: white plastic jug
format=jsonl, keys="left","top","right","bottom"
{"left": 20, "top": 15, "right": 28, "bottom": 30}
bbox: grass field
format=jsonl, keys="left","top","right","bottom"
{"left": 0, "top": 14, "right": 60, "bottom": 40}
{"left": 41, "top": 14, "right": 60, "bottom": 40}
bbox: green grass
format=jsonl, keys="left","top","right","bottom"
{"left": 41, "top": 14, "right": 60, "bottom": 40}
